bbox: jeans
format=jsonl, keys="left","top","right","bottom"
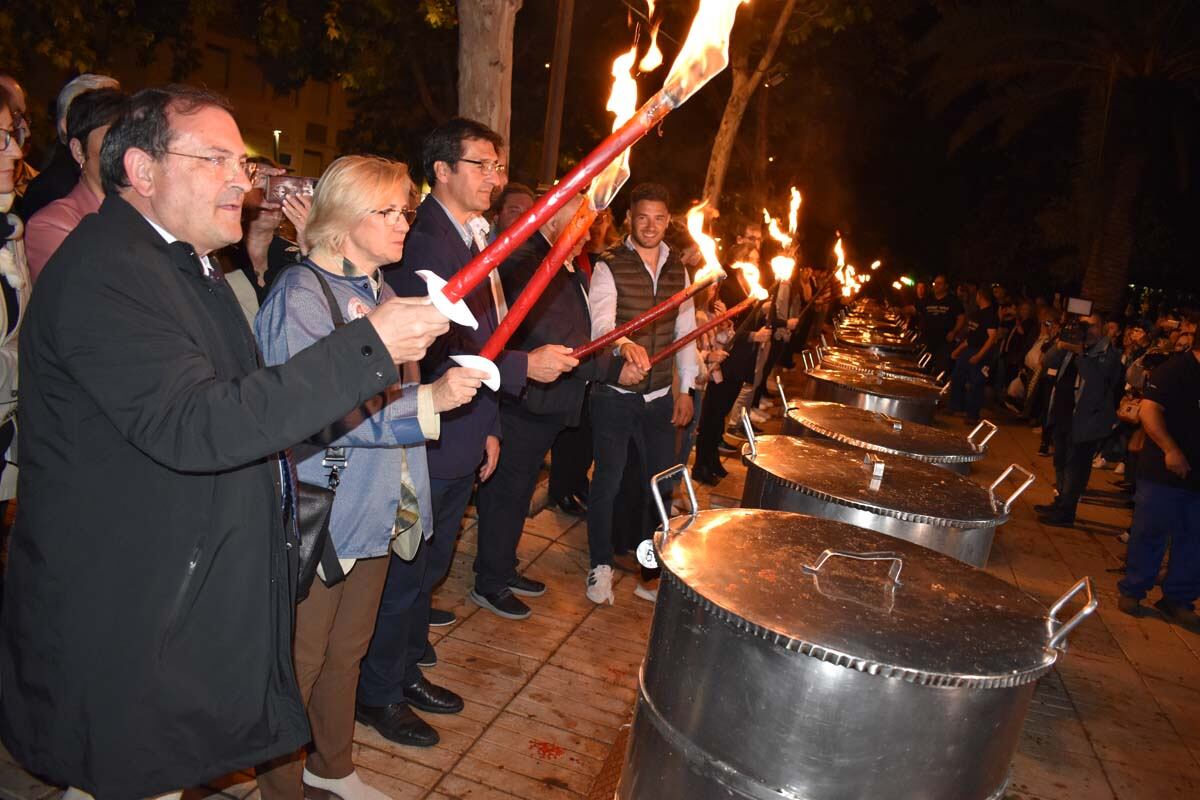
{"left": 1118, "top": 482, "right": 1200, "bottom": 608}
{"left": 475, "top": 405, "right": 564, "bottom": 594}
{"left": 358, "top": 474, "right": 473, "bottom": 703}
{"left": 948, "top": 350, "right": 987, "bottom": 419}
{"left": 695, "top": 376, "right": 743, "bottom": 471}
{"left": 587, "top": 387, "right": 676, "bottom": 569}
{"left": 1049, "top": 421, "right": 1101, "bottom": 519}
{"left": 549, "top": 401, "right": 592, "bottom": 501}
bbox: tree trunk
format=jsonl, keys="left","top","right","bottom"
{"left": 750, "top": 83, "right": 769, "bottom": 210}
{"left": 1080, "top": 153, "right": 1144, "bottom": 314}
{"left": 701, "top": 0, "right": 798, "bottom": 210}
{"left": 457, "top": 0, "right": 523, "bottom": 143}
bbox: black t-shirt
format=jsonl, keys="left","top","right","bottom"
{"left": 1139, "top": 350, "right": 1200, "bottom": 492}
{"left": 964, "top": 304, "right": 999, "bottom": 351}
{"left": 919, "top": 293, "right": 964, "bottom": 344}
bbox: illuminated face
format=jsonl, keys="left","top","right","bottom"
{"left": 344, "top": 178, "right": 415, "bottom": 268}
{"left": 0, "top": 105, "right": 21, "bottom": 195}
{"left": 497, "top": 191, "right": 533, "bottom": 231}
{"left": 630, "top": 199, "right": 670, "bottom": 250}
{"left": 441, "top": 137, "right": 501, "bottom": 216}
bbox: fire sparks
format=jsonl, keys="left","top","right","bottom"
{"left": 663, "top": 0, "right": 751, "bottom": 102}
{"left": 763, "top": 209, "right": 792, "bottom": 249}
{"left": 788, "top": 188, "right": 802, "bottom": 236}
{"left": 734, "top": 260, "right": 769, "bottom": 300}
{"left": 686, "top": 201, "right": 728, "bottom": 284}
{"left": 770, "top": 254, "right": 796, "bottom": 282}
{"left": 588, "top": 46, "right": 640, "bottom": 209}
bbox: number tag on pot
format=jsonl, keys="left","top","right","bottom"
{"left": 637, "top": 539, "right": 658, "bottom": 569}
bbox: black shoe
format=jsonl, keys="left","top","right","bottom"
{"left": 355, "top": 702, "right": 440, "bottom": 747}
{"left": 1154, "top": 598, "right": 1200, "bottom": 633}
{"left": 469, "top": 587, "right": 531, "bottom": 620}
{"left": 429, "top": 607, "right": 457, "bottom": 627}
{"left": 691, "top": 464, "right": 721, "bottom": 486}
{"left": 402, "top": 676, "right": 464, "bottom": 715}
{"left": 1117, "top": 594, "right": 1143, "bottom": 617}
{"left": 711, "top": 461, "right": 729, "bottom": 478}
{"left": 1037, "top": 446, "right": 1051, "bottom": 457}
{"left": 1033, "top": 502, "right": 1060, "bottom": 515}
{"left": 717, "top": 439, "right": 739, "bottom": 456}
{"left": 417, "top": 640, "right": 437, "bottom": 668}
{"left": 508, "top": 574, "right": 546, "bottom": 597}
{"left": 553, "top": 493, "right": 587, "bottom": 517}
{"left": 1038, "top": 512, "right": 1076, "bottom": 528}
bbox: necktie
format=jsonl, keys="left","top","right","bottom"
{"left": 468, "top": 217, "right": 507, "bottom": 323}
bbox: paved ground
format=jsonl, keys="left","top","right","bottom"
{"left": 2, "top": 367, "right": 1198, "bottom": 800}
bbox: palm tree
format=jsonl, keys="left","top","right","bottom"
{"left": 918, "top": 0, "right": 1200, "bottom": 312}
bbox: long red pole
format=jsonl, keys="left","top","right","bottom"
{"left": 571, "top": 271, "right": 723, "bottom": 360}
{"left": 478, "top": 203, "right": 598, "bottom": 361}
{"left": 647, "top": 295, "right": 760, "bottom": 367}
{"left": 440, "top": 90, "right": 676, "bottom": 303}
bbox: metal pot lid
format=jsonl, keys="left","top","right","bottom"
{"left": 806, "top": 366, "right": 942, "bottom": 401}
{"left": 743, "top": 434, "right": 1006, "bottom": 527}
{"left": 787, "top": 401, "right": 990, "bottom": 464}
{"left": 656, "top": 507, "right": 1070, "bottom": 688}
{"left": 821, "top": 352, "right": 934, "bottom": 382}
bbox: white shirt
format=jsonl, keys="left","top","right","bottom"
{"left": 141, "top": 215, "right": 218, "bottom": 278}
{"left": 589, "top": 237, "right": 698, "bottom": 401}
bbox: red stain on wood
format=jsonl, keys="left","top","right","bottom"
{"left": 529, "top": 739, "right": 566, "bottom": 760}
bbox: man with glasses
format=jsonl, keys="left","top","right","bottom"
{"left": 0, "top": 85, "right": 451, "bottom": 798}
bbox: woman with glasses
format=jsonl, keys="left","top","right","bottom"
{"left": 0, "top": 81, "right": 31, "bottom": 597}
{"left": 254, "top": 155, "right": 485, "bottom": 800}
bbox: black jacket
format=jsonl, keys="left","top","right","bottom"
{"left": 0, "top": 196, "right": 400, "bottom": 798}
{"left": 497, "top": 232, "right": 614, "bottom": 425}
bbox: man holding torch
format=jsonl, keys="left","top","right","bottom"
{"left": 359, "top": 119, "right": 578, "bottom": 748}
{"left": 585, "top": 183, "right": 699, "bottom": 605}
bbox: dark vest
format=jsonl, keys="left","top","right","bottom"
{"left": 603, "top": 242, "right": 687, "bottom": 394}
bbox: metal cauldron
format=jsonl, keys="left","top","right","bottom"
{"left": 805, "top": 347, "right": 942, "bottom": 385}
{"left": 818, "top": 343, "right": 933, "bottom": 373}
{"left": 618, "top": 468, "right": 1097, "bottom": 800}
{"left": 738, "top": 426, "right": 1033, "bottom": 567}
{"left": 802, "top": 365, "right": 944, "bottom": 424}
{"left": 780, "top": 391, "right": 995, "bottom": 475}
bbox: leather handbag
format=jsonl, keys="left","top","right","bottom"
{"left": 294, "top": 264, "right": 350, "bottom": 602}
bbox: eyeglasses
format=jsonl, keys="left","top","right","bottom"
{"left": 458, "top": 158, "right": 507, "bottom": 177}
{"left": 370, "top": 207, "right": 418, "bottom": 226}
{"left": 165, "top": 151, "right": 259, "bottom": 182}
{"left": 0, "top": 125, "right": 27, "bottom": 151}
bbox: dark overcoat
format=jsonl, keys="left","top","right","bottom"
{"left": 0, "top": 196, "right": 400, "bottom": 798}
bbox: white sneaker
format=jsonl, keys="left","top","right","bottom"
{"left": 587, "top": 565, "right": 615, "bottom": 605}
{"left": 749, "top": 408, "right": 769, "bottom": 424}
{"left": 758, "top": 398, "right": 776, "bottom": 410}
{"left": 633, "top": 580, "right": 659, "bottom": 604}
{"left": 1114, "top": 462, "right": 1126, "bottom": 476}
{"left": 303, "top": 768, "right": 392, "bottom": 800}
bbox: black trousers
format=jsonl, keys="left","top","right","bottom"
{"left": 475, "top": 404, "right": 566, "bottom": 595}
{"left": 359, "top": 473, "right": 473, "bottom": 702}
{"left": 1050, "top": 419, "right": 1102, "bottom": 519}
{"left": 548, "top": 400, "right": 592, "bottom": 501}
{"left": 587, "top": 387, "right": 676, "bottom": 569}
{"left": 694, "top": 375, "right": 744, "bottom": 471}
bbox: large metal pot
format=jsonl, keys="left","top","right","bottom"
{"left": 738, "top": 430, "right": 1034, "bottom": 566}
{"left": 802, "top": 348, "right": 945, "bottom": 387}
{"left": 818, "top": 343, "right": 933, "bottom": 373}
{"left": 802, "top": 365, "right": 944, "bottom": 424}
{"left": 619, "top": 469, "right": 1097, "bottom": 800}
{"left": 781, "top": 397, "right": 996, "bottom": 474}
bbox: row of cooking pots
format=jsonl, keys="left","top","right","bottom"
{"left": 616, "top": 303, "right": 1096, "bottom": 800}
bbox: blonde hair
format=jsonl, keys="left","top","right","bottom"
{"left": 305, "top": 155, "right": 412, "bottom": 255}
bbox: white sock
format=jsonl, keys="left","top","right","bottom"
{"left": 303, "top": 768, "right": 392, "bottom": 800}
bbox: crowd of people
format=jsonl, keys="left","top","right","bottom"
{"left": 0, "top": 71, "right": 833, "bottom": 800}
{"left": 904, "top": 277, "right": 1199, "bottom": 629}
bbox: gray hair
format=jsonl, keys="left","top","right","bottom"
{"left": 56, "top": 74, "right": 121, "bottom": 143}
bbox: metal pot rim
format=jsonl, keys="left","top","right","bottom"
{"left": 785, "top": 404, "right": 985, "bottom": 465}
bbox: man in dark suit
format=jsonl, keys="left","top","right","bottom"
{"left": 475, "top": 196, "right": 620, "bottom": 616}
{"left": 0, "top": 85, "right": 448, "bottom": 799}
{"left": 358, "top": 118, "right": 577, "bottom": 748}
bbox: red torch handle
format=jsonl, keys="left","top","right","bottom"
{"left": 647, "top": 295, "right": 760, "bottom": 367}
{"left": 478, "top": 205, "right": 598, "bottom": 361}
{"left": 440, "top": 91, "right": 674, "bottom": 303}
{"left": 571, "top": 273, "right": 720, "bottom": 360}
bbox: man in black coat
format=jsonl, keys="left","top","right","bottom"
{"left": 0, "top": 86, "right": 448, "bottom": 799}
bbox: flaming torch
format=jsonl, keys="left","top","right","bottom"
{"left": 647, "top": 260, "right": 768, "bottom": 367}
{"left": 788, "top": 187, "right": 802, "bottom": 237}
{"left": 417, "top": 0, "right": 752, "bottom": 332}
{"left": 468, "top": 45, "right": 641, "bottom": 383}
{"left": 571, "top": 201, "right": 726, "bottom": 360}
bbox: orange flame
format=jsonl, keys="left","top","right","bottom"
{"left": 663, "top": 0, "right": 751, "bottom": 102}
{"left": 640, "top": 21, "right": 664, "bottom": 72}
{"left": 788, "top": 188, "right": 802, "bottom": 236}
{"left": 733, "top": 260, "right": 769, "bottom": 301}
{"left": 686, "top": 201, "right": 728, "bottom": 285}
{"left": 770, "top": 254, "right": 795, "bottom": 282}
{"left": 588, "top": 46, "right": 640, "bottom": 209}
{"left": 763, "top": 209, "right": 792, "bottom": 249}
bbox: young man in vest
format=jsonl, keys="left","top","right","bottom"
{"left": 585, "top": 182, "right": 698, "bottom": 604}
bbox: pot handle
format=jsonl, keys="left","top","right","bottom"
{"left": 804, "top": 549, "right": 904, "bottom": 586}
{"left": 918, "top": 351, "right": 932, "bottom": 368}
{"left": 741, "top": 408, "right": 758, "bottom": 458}
{"left": 989, "top": 464, "right": 1036, "bottom": 512}
{"left": 967, "top": 419, "right": 999, "bottom": 448}
{"left": 939, "top": 378, "right": 952, "bottom": 397}
{"left": 650, "top": 464, "right": 699, "bottom": 535}
{"left": 776, "top": 375, "right": 790, "bottom": 410}
{"left": 934, "top": 370, "right": 947, "bottom": 385}
{"left": 1048, "top": 576, "right": 1098, "bottom": 651}
{"left": 801, "top": 349, "right": 817, "bottom": 372}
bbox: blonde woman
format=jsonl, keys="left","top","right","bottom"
{"left": 254, "top": 155, "right": 485, "bottom": 800}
